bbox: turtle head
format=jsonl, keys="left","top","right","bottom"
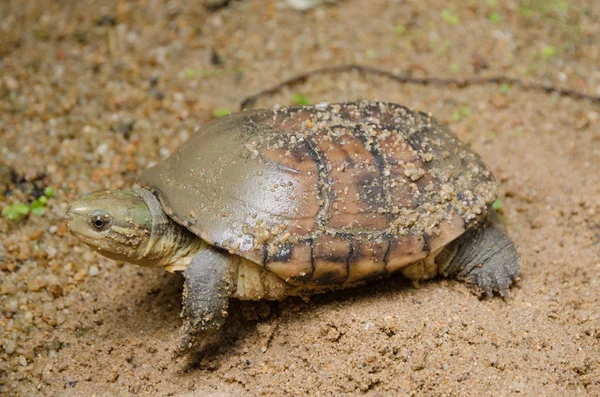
{"left": 66, "top": 190, "right": 155, "bottom": 266}
{"left": 67, "top": 189, "right": 205, "bottom": 269}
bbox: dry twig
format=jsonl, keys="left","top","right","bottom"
{"left": 240, "top": 64, "right": 600, "bottom": 110}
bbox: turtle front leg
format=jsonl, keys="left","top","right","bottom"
{"left": 176, "top": 245, "right": 235, "bottom": 355}
{"left": 438, "top": 225, "right": 520, "bottom": 297}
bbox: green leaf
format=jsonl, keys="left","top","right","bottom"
{"left": 1, "top": 208, "right": 16, "bottom": 221}
{"left": 441, "top": 9, "right": 460, "bottom": 26}
{"left": 518, "top": 7, "right": 535, "bottom": 18}
{"left": 492, "top": 200, "right": 503, "bottom": 211}
{"left": 394, "top": 24, "right": 407, "bottom": 35}
{"left": 498, "top": 82, "right": 511, "bottom": 94}
{"left": 36, "top": 29, "right": 50, "bottom": 41}
{"left": 14, "top": 203, "right": 30, "bottom": 214}
{"left": 452, "top": 105, "right": 471, "bottom": 121}
{"left": 31, "top": 206, "right": 45, "bottom": 216}
{"left": 184, "top": 68, "right": 197, "bottom": 78}
{"left": 542, "top": 45, "right": 556, "bottom": 57}
{"left": 2, "top": 203, "right": 30, "bottom": 221}
{"left": 44, "top": 186, "right": 55, "bottom": 198}
{"left": 460, "top": 106, "right": 471, "bottom": 118}
{"left": 31, "top": 196, "right": 47, "bottom": 207}
{"left": 488, "top": 12, "right": 501, "bottom": 24}
{"left": 213, "top": 108, "right": 231, "bottom": 118}
{"left": 291, "top": 93, "right": 311, "bottom": 105}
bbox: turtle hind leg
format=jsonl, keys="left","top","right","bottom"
{"left": 438, "top": 225, "right": 520, "bottom": 298}
{"left": 175, "top": 245, "right": 235, "bottom": 356}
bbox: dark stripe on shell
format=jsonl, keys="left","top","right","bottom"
{"left": 353, "top": 124, "right": 392, "bottom": 221}
{"left": 422, "top": 231, "right": 430, "bottom": 254}
{"left": 335, "top": 232, "right": 355, "bottom": 241}
{"left": 262, "top": 243, "right": 268, "bottom": 266}
{"left": 404, "top": 127, "right": 428, "bottom": 155}
{"left": 315, "top": 271, "right": 347, "bottom": 285}
{"left": 343, "top": 237, "right": 355, "bottom": 283}
{"left": 304, "top": 138, "right": 333, "bottom": 228}
{"left": 267, "top": 243, "right": 293, "bottom": 263}
{"left": 308, "top": 238, "right": 316, "bottom": 278}
{"left": 401, "top": 127, "right": 433, "bottom": 207}
{"left": 382, "top": 239, "right": 392, "bottom": 271}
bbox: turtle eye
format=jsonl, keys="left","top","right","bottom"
{"left": 90, "top": 211, "right": 112, "bottom": 231}
{"left": 94, "top": 216, "right": 105, "bottom": 228}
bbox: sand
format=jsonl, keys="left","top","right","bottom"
{"left": 0, "top": 0, "right": 598, "bottom": 395}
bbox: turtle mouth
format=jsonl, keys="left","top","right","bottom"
{"left": 66, "top": 210, "right": 99, "bottom": 244}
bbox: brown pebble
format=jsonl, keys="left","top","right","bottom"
{"left": 17, "top": 243, "right": 31, "bottom": 261}
{"left": 41, "top": 366, "right": 54, "bottom": 385}
{"left": 46, "top": 277, "right": 63, "bottom": 297}
{"left": 106, "top": 368, "right": 120, "bottom": 382}
{"left": 111, "top": 155, "right": 123, "bottom": 171}
{"left": 56, "top": 221, "right": 68, "bottom": 237}
{"left": 73, "top": 269, "right": 88, "bottom": 282}
{"left": 90, "top": 169, "right": 105, "bottom": 183}
{"left": 30, "top": 230, "right": 43, "bottom": 241}
{"left": 27, "top": 278, "right": 46, "bottom": 292}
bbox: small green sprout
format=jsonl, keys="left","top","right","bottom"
{"left": 44, "top": 186, "right": 55, "bottom": 198}
{"left": 2, "top": 203, "right": 30, "bottom": 221}
{"left": 184, "top": 69, "right": 197, "bottom": 78}
{"left": 492, "top": 200, "right": 503, "bottom": 211}
{"left": 449, "top": 64, "right": 460, "bottom": 73}
{"left": 213, "top": 108, "right": 231, "bottom": 118}
{"left": 441, "top": 9, "right": 460, "bottom": 26}
{"left": 394, "top": 24, "right": 407, "bottom": 35}
{"left": 291, "top": 94, "right": 311, "bottom": 106}
{"left": 452, "top": 105, "right": 472, "bottom": 121}
{"left": 30, "top": 196, "right": 48, "bottom": 216}
{"left": 518, "top": 7, "right": 535, "bottom": 18}
{"left": 1, "top": 186, "right": 56, "bottom": 221}
{"left": 498, "top": 82, "right": 511, "bottom": 94}
{"left": 36, "top": 30, "right": 50, "bottom": 41}
{"left": 542, "top": 45, "right": 556, "bottom": 58}
{"left": 488, "top": 12, "right": 501, "bottom": 23}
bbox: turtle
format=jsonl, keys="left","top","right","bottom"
{"left": 67, "top": 101, "right": 519, "bottom": 352}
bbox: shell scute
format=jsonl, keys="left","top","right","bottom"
{"left": 311, "top": 234, "right": 351, "bottom": 285}
{"left": 345, "top": 239, "right": 389, "bottom": 284}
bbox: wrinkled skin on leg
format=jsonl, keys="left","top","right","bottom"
{"left": 176, "top": 245, "right": 235, "bottom": 355}
{"left": 439, "top": 225, "right": 520, "bottom": 297}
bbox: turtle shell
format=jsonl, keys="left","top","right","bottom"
{"left": 138, "top": 101, "right": 496, "bottom": 286}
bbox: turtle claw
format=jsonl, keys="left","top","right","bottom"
{"left": 445, "top": 225, "right": 520, "bottom": 298}
{"left": 464, "top": 256, "right": 518, "bottom": 299}
{"left": 173, "top": 322, "right": 221, "bottom": 359}
{"left": 174, "top": 318, "right": 198, "bottom": 357}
